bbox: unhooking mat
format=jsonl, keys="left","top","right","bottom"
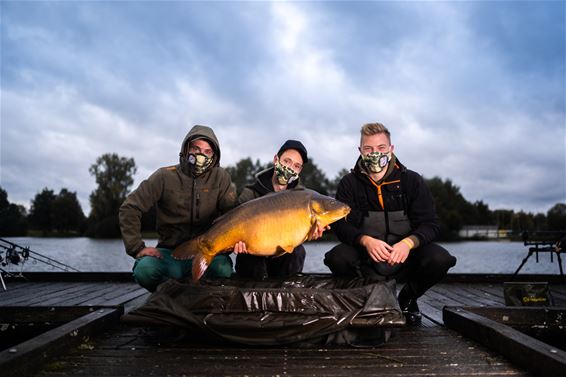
{"left": 122, "top": 274, "right": 405, "bottom": 346}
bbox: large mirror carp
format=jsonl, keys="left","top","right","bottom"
{"left": 172, "top": 189, "right": 350, "bottom": 281}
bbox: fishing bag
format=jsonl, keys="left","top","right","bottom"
{"left": 123, "top": 274, "right": 405, "bottom": 346}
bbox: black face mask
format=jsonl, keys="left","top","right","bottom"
{"left": 187, "top": 153, "right": 213, "bottom": 175}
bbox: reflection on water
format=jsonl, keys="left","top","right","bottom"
{"left": 2, "top": 237, "right": 564, "bottom": 275}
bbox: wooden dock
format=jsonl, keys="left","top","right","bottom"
{"left": 1, "top": 273, "right": 565, "bottom": 377}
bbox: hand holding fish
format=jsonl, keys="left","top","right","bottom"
{"left": 308, "top": 221, "right": 330, "bottom": 241}
{"left": 233, "top": 241, "right": 248, "bottom": 254}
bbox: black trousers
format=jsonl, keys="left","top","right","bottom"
{"left": 324, "top": 242, "right": 456, "bottom": 298}
{"left": 235, "top": 245, "right": 306, "bottom": 279}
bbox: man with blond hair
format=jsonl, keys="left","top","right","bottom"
{"left": 324, "top": 122, "right": 456, "bottom": 325}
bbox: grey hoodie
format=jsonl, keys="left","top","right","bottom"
{"left": 119, "top": 125, "right": 237, "bottom": 257}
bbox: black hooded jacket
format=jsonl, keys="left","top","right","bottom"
{"left": 238, "top": 166, "right": 303, "bottom": 204}
{"left": 333, "top": 155, "right": 439, "bottom": 249}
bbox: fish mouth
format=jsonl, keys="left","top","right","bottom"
{"left": 340, "top": 206, "right": 351, "bottom": 221}
{"left": 326, "top": 206, "right": 351, "bottom": 223}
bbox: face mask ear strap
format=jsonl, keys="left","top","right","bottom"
{"left": 379, "top": 154, "right": 390, "bottom": 168}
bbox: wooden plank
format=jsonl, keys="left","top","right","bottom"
{"left": 443, "top": 306, "right": 566, "bottom": 377}
{"left": 0, "top": 282, "right": 85, "bottom": 306}
{"left": 1, "top": 306, "right": 123, "bottom": 377}
{"left": 434, "top": 283, "right": 504, "bottom": 307}
{"left": 36, "top": 283, "right": 113, "bottom": 306}
{"left": 34, "top": 324, "right": 531, "bottom": 377}
{"left": 4, "top": 272, "right": 135, "bottom": 283}
{"left": 103, "top": 288, "right": 148, "bottom": 307}
{"left": 415, "top": 296, "right": 444, "bottom": 325}
{"left": 0, "top": 306, "right": 95, "bottom": 323}
{"left": 84, "top": 284, "right": 144, "bottom": 306}
{"left": 48, "top": 283, "right": 131, "bottom": 306}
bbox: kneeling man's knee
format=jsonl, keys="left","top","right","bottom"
{"left": 133, "top": 257, "right": 166, "bottom": 292}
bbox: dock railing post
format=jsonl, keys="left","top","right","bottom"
{"left": 0, "top": 270, "right": 6, "bottom": 291}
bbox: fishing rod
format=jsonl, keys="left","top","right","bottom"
{"left": 0, "top": 237, "right": 81, "bottom": 272}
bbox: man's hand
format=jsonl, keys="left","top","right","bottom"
{"left": 136, "top": 247, "right": 162, "bottom": 259}
{"left": 233, "top": 241, "right": 248, "bottom": 254}
{"left": 308, "top": 221, "right": 330, "bottom": 241}
{"left": 388, "top": 241, "right": 411, "bottom": 265}
{"left": 359, "top": 235, "right": 392, "bottom": 262}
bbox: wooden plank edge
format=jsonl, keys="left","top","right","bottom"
{"left": 443, "top": 306, "right": 566, "bottom": 377}
{"left": 4, "top": 272, "right": 565, "bottom": 283}
{"left": 0, "top": 306, "right": 123, "bottom": 377}
{"left": 3, "top": 272, "right": 135, "bottom": 282}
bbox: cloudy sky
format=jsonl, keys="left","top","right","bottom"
{"left": 1, "top": 0, "right": 564, "bottom": 216}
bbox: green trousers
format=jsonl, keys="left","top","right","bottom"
{"left": 133, "top": 248, "right": 233, "bottom": 292}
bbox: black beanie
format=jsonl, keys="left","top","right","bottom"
{"left": 277, "top": 140, "right": 308, "bottom": 164}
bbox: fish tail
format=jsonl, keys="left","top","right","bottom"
{"left": 192, "top": 252, "right": 214, "bottom": 281}
{"left": 172, "top": 238, "right": 199, "bottom": 260}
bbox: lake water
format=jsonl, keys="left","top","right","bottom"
{"left": 1, "top": 237, "right": 564, "bottom": 275}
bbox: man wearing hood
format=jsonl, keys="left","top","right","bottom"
{"left": 232, "top": 140, "right": 324, "bottom": 279}
{"left": 324, "top": 123, "right": 456, "bottom": 325}
{"left": 119, "top": 125, "right": 237, "bottom": 291}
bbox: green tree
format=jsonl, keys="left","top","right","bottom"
{"left": 0, "top": 187, "right": 8, "bottom": 210}
{"left": 547, "top": 203, "right": 566, "bottom": 231}
{"left": 28, "top": 188, "right": 56, "bottom": 235}
{"left": 0, "top": 187, "right": 28, "bottom": 236}
{"left": 300, "top": 158, "right": 332, "bottom": 195}
{"left": 328, "top": 168, "right": 350, "bottom": 197}
{"left": 88, "top": 153, "right": 136, "bottom": 238}
{"left": 472, "top": 200, "right": 494, "bottom": 225}
{"left": 532, "top": 213, "right": 547, "bottom": 231}
{"left": 51, "top": 189, "right": 86, "bottom": 234}
{"left": 226, "top": 157, "right": 266, "bottom": 194}
{"left": 511, "top": 211, "right": 535, "bottom": 233}
{"left": 426, "top": 177, "right": 473, "bottom": 240}
{"left": 493, "top": 209, "right": 514, "bottom": 229}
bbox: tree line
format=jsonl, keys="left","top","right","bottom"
{"left": 1, "top": 153, "right": 564, "bottom": 240}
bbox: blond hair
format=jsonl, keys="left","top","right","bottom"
{"left": 361, "top": 122, "right": 391, "bottom": 143}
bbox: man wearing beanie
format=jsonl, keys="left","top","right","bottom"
{"left": 233, "top": 139, "right": 324, "bottom": 279}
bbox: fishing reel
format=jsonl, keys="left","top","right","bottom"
{"left": 3, "top": 247, "right": 21, "bottom": 266}
{"left": 0, "top": 246, "right": 30, "bottom": 266}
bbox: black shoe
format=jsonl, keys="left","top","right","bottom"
{"left": 398, "top": 293, "right": 422, "bottom": 326}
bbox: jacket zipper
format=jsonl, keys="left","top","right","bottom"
{"left": 196, "top": 192, "right": 200, "bottom": 220}
{"left": 191, "top": 179, "right": 196, "bottom": 232}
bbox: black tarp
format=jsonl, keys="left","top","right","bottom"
{"left": 122, "top": 274, "right": 405, "bottom": 346}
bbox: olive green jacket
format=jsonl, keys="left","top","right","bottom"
{"left": 119, "top": 125, "right": 237, "bottom": 257}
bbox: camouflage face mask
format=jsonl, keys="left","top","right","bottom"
{"left": 361, "top": 151, "right": 391, "bottom": 174}
{"left": 274, "top": 160, "right": 299, "bottom": 185}
{"left": 188, "top": 153, "right": 213, "bottom": 176}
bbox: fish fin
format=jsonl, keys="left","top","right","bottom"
{"left": 305, "top": 219, "right": 319, "bottom": 242}
{"left": 273, "top": 245, "right": 295, "bottom": 257}
{"left": 192, "top": 252, "right": 214, "bottom": 281}
{"left": 172, "top": 239, "right": 199, "bottom": 260}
